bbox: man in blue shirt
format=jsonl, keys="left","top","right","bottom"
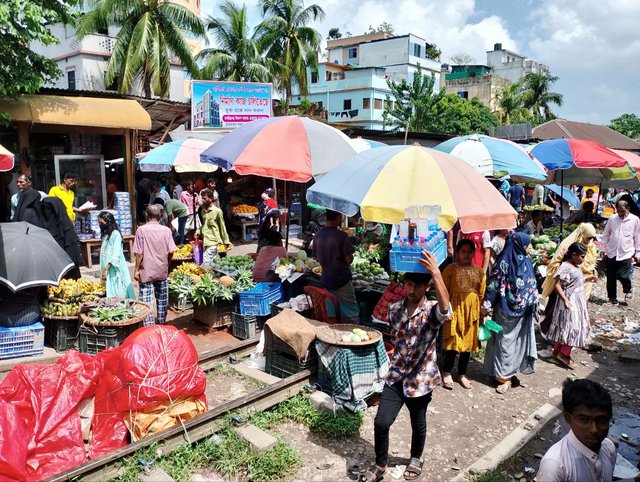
{"left": 508, "top": 181, "right": 526, "bottom": 212}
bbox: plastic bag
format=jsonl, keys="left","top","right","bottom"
{"left": 90, "top": 325, "right": 207, "bottom": 458}
{"left": 0, "top": 351, "right": 103, "bottom": 481}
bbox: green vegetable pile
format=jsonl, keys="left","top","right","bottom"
{"left": 89, "top": 301, "right": 139, "bottom": 323}
{"left": 191, "top": 268, "right": 255, "bottom": 306}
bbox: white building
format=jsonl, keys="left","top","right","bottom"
{"left": 486, "top": 43, "right": 550, "bottom": 84}
{"left": 30, "top": 0, "right": 201, "bottom": 102}
{"left": 293, "top": 33, "right": 441, "bottom": 130}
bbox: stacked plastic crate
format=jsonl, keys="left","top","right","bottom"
{"left": 113, "top": 192, "right": 133, "bottom": 236}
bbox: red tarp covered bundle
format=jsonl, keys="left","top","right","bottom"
{"left": 0, "top": 325, "right": 207, "bottom": 481}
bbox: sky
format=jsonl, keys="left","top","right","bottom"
{"left": 202, "top": 0, "right": 640, "bottom": 125}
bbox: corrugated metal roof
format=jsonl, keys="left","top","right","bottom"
{"left": 533, "top": 119, "right": 640, "bottom": 150}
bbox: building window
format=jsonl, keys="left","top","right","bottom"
{"left": 311, "top": 71, "right": 318, "bottom": 83}
{"left": 363, "top": 98, "right": 370, "bottom": 109}
{"left": 457, "top": 91, "right": 469, "bottom": 99}
{"left": 343, "top": 99, "right": 352, "bottom": 110}
{"left": 374, "top": 98, "right": 383, "bottom": 110}
{"left": 67, "top": 70, "right": 76, "bottom": 90}
{"left": 348, "top": 47, "right": 357, "bottom": 59}
{"left": 413, "top": 43, "right": 422, "bottom": 57}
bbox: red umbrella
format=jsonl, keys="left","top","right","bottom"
{"left": 0, "top": 145, "right": 14, "bottom": 172}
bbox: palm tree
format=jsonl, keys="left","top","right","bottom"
{"left": 520, "top": 73, "right": 564, "bottom": 125}
{"left": 257, "top": 0, "right": 325, "bottom": 114}
{"left": 77, "top": 0, "right": 205, "bottom": 98}
{"left": 197, "top": 1, "right": 272, "bottom": 82}
{"left": 493, "top": 82, "right": 529, "bottom": 125}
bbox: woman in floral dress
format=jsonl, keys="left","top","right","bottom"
{"left": 481, "top": 232, "right": 538, "bottom": 394}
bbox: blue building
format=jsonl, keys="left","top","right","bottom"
{"left": 194, "top": 90, "right": 221, "bottom": 128}
{"left": 292, "top": 32, "right": 442, "bottom": 130}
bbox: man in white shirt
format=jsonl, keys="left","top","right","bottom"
{"left": 531, "top": 184, "right": 545, "bottom": 206}
{"left": 536, "top": 379, "right": 615, "bottom": 482}
{"left": 150, "top": 182, "right": 171, "bottom": 204}
{"left": 526, "top": 211, "right": 545, "bottom": 236}
{"left": 601, "top": 200, "right": 640, "bottom": 304}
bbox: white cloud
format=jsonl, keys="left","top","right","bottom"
{"left": 525, "top": 0, "right": 640, "bottom": 123}
{"left": 200, "top": 0, "right": 640, "bottom": 124}
{"left": 202, "top": 0, "right": 518, "bottom": 64}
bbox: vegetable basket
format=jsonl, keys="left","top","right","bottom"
{"left": 80, "top": 300, "right": 151, "bottom": 327}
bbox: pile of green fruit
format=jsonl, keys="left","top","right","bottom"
{"left": 211, "top": 255, "right": 254, "bottom": 276}
{"left": 352, "top": 262, "right": 388, "bottom": 283}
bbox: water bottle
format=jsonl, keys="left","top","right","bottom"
{"left": 392, "top": 236, "right": 402, "bottom": 248}
{"left": 402, "top": 237, "right": 410, "bottom": 249}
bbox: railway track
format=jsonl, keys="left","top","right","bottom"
{"left": 46, "top": 336, "right": 313, "bottom": 482}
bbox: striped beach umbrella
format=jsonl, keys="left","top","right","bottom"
{"left": 138, "top": 138, "right": 218, "bottom": 173}
{"left": 434, "top": 134, "right": 548, "bottom": 182}
{"left": 307, "top": 145, "right": 517, "bottom": 232}
{"left": 199, "top": 116, "right": 357, "bottom": 182}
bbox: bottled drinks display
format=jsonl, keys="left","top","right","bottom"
{"left": 389, "top": 205, "right": 447, "bottom": 273}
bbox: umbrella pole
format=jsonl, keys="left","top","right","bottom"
{"left": 560, "top": 170, "right": 564, "bottom": 236}
{"left": 285, "top": 181, "right": 291, "bottom": 250}
{"left": 596, "top": 182, "right": 603, "bottom": 214}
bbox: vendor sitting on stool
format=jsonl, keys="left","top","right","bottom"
{"left": 253, "top": 230, "right": 288, "bottom": 282}
{"left": 313, "top": 210, "right": 360, "bottom": 324}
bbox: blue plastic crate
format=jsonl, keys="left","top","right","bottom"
{"left": 389, "top": 239, "right": 448, "bottom": 273}
{"left": 239, "top": 282, "right": 284, "bottom": 316}
{"left": 0, "top": 322, "right": 45, "bottom": 360}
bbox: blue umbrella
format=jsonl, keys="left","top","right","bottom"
{"left": 434, "top": 134, "right": 548, "bottom": 182}
{"left": 545, "top": 184, "right": 580, "bottom": 208}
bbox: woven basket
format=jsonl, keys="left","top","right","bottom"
{"left": 315, "top": 323, "right": 382, "bottom": 347}
{"left": 80, "top": 301, "right": 152, "bottom": 327}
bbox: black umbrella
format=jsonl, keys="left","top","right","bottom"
{"left": 0, "top": 222, "right": 75, "bottom": 292}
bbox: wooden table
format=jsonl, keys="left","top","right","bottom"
{"left": 80, "top": 236, "right": 135, "bottom": 268}
{"left": 231, "top": 219, "right": 259, "bottom": 241}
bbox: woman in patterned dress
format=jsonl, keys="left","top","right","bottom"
{"left": 481, "top": 232, "right": 538, "bottom": 394}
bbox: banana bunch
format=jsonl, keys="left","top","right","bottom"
{"left": 41, "top": 300, "right": 79, "bottom": 318}
{"left": 48, "top": 279, "right": 105, "bottom": 299}
{"left": 170, "top": 262, "right": 206, "bottom": 279}
{"left": 174, "top": 243, "right": 194, "bottom": 259}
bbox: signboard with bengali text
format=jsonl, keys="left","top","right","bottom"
{"left": 190, "top": 80, "right": 272, "bottom": 130}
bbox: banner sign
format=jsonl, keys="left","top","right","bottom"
{"left": 191, "top": 81, "right": 272, "bottom": 130}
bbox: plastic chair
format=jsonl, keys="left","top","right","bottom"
{"left": 303, "top": 286, "right": 341, "bottom": 325}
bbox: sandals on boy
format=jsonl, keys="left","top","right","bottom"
{"left": 404, "top": 457, "right": 423, "bottom": 480}
{"left": 360, "top": 465, "right": 385, "bottom": 482}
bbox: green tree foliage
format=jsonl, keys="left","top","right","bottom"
{"left": 609, "top": 113, "right": 640, "bottom": 140}
{"left": 493, "top": 82, "right": 531, "bottom": 125}
{"left": 383, "top": 67, "right": 444, "bottom": 132}
{"left": 425, "top": 43, "right": 441, "bottom": 61}
{"left": 520, "top": 72, "right": 563, "bottom": 125}
{"left": 430, "top": 95, "right": 498, "bottom": 135}
{"left": 197, "top": 1, "right": 271, "bottom": 82}
{"left": 383, "top": 67, "right": 498, "bottom": 135}
{"left": 77, "top": 0, "right": 205, "bottom": 98}
{"left": 257, "top": 0, "right": 325, "bottom": 114}
{"left": 0, "top": 0, "right": 79, "bottom": 121}
{"left": 327, "top": 27, "right": 342, "bottom": 39}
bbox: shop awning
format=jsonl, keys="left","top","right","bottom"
{"left": 0, "top": 94, "right": 152, "bottom": 130}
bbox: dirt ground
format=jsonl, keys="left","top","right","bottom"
{"left": 262, "top": 270, "right": 640, "bottom": 482}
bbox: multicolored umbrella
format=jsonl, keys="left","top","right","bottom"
{"left": 199, "top": 116, "right": 357, "bottom": 182}
{"left": 306, "top": 145, "right": 517, "bottom": 232}
{"left": 0, "top": 144, "right": 15, "bottom": 172}
{"left": 350, "top": 137, "right": 388, "bottom": 153}
{"left": 530, "top": 139, "right": 627, "bottom": 184}
{"left": 138, "top": 138, "right": 218, "bottom": 173}
{"left": 434, "top": 134, "right": 548, "bottom": 182}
